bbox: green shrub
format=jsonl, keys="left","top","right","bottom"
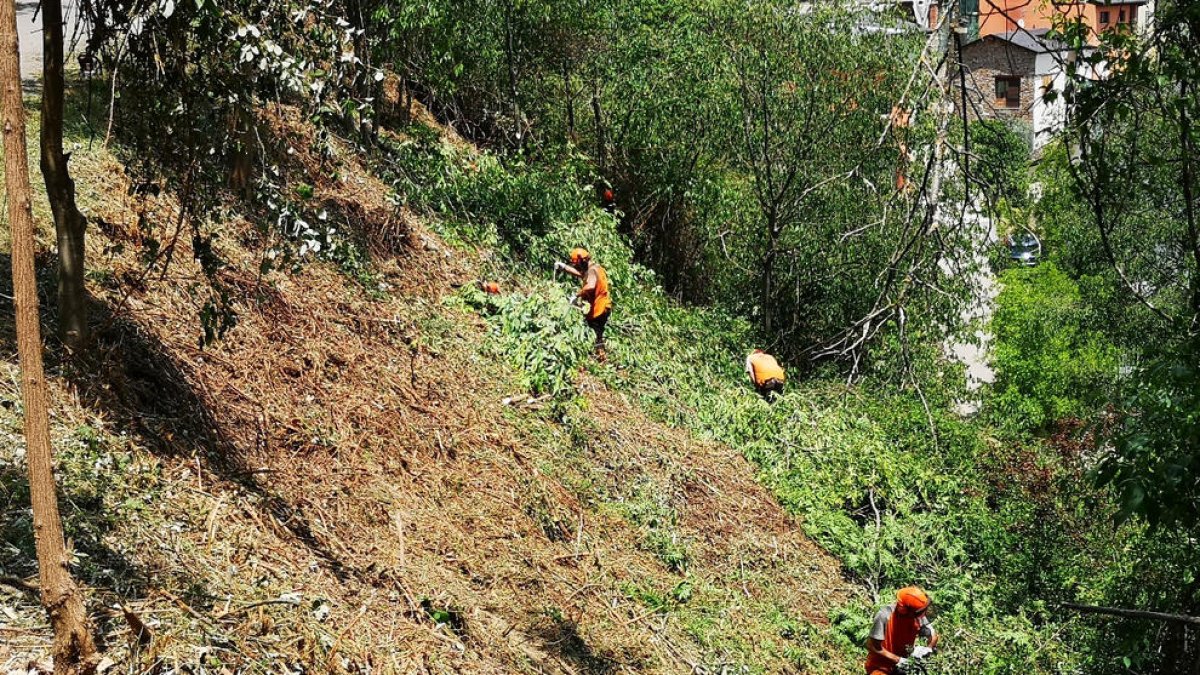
{"left": 969, "top": 120, "right": 1030, "bottom": 207}
{"left": 989, "top": 262, "right": 1119, "bottom": 430}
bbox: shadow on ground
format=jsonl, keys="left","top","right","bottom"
{"left": 0, "top": 253, "right": 358, "bottom": 606}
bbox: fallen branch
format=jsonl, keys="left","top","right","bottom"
{"left": 1061, "top": 603, "right": 1200, "bottom": 626}
{"left": 216, "top": 596, "right": 304, "bottom": 618}
{"left": 0, "top": 575, "right": 38, "bottom": 598}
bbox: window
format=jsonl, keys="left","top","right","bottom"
{"left": 1100, "top": 10, "right": 1110, "bottom": 24}
{"left": 995, "top": 76, "right": 1021, "bottom": 109}
{"left": 1119, "top": 9, "right": 1126, "bottom": 22}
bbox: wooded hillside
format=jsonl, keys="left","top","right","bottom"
{"left": 2, "top": 0, "right": 1198, "bottom": 673}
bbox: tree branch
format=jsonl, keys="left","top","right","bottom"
{"left": 1062, "top": 603, "right": 1200, "bottom": 626}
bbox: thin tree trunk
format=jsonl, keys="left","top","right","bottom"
{"left": 1176, "top": 81, "right": 1200, "bottom": 320}
{"left": 40, "top": 0, "right": 88, "bottom": 350}
{"left": 762, "top": 216, "right": 778, "bottom": 335}
{"left": 591, "top": 76, "right": 605, "bottom": 176}
{"left": 1, "top": 0, "right": 99, "bottom": 670}
{"left": 563, "top": 59, "right": 575, "bottom": 141}
{"left": 503, "top": 2, "right": 523, "bottom": 151}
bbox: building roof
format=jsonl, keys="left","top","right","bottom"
{"left": 970, "top": 28, "right": 1073, "bottom": 53}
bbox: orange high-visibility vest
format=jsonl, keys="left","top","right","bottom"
{"left": 865, "top": 606, "right": 925, "bottom": 673}
{"left": 581, "top": 264, "right": 611, "bottom": 320}
{"left": 748, "top": 352, "right": 786, "bottom": 386}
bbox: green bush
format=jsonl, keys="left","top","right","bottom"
{"left": 969, "top": 120, "right": 1031, "bottom": 208}
{"left": 989, "top": 262, "right": 1119, "bottom": 430}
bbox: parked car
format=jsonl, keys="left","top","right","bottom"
{"left": 1006, "top": 232, "right": 1042, "bottom": 266}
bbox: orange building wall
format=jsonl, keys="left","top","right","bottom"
{"left": 977, "top": 1, "right": 1140, "bottom": 38}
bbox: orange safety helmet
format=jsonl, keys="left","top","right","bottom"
{"left": 896, "top": 586, "right": 930, "bottom": 614}
{"left": 570, "top": 248, "right": 591, "bottom": 266}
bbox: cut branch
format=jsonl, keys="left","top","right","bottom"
{"left": 1062, "top": 603, "right": 1200, "bottom": 626}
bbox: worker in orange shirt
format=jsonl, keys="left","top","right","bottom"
{"left": 601, "top": 186, "right": 616, "bottom": 213}
{"left": 745, "top": 349, "right": 786, "bottom": 400}
{"left": 865, "top": 586, "right": 939, "bottom": 674}
{"left": 555, "top": 248, "right": 611, "bottom": 362}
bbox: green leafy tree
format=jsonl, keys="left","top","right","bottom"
{"left": 989, "top": 263, "right": 1118, "bottom": 430}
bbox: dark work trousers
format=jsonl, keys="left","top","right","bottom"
{"left": 586, "top": 310, "right": 610, "bottom": 350}
{"left": 756, "top": 378, "right": 784, "bottom": 401}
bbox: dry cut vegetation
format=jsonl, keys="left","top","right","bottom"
{"left": 0, "top": 103, "right": 855, "bottom": 673}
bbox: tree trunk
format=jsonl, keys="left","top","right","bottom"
{"left": 562, "top": 59, "right": 575, "bottom": 142}
{"left": 1, "top": 0, "right": 99, "bottom": 671}
{"left": 503, "top": 2, "right": 523, "bottom": 152}
{"left": 591, "top": 76, "right": 606, "bottom": 176}
{"left": 40, "top": 0, "right": 88, "bottom": 350}
{"left": 762, "top": 216, "right": 779, "bottom": 335}
{"left": 1176, "top": 82, "right": 1200, "bottom": 320}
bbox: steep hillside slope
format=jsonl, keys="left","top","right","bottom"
{"left": 1, "top": 105, "right": 854, "bottom": 673}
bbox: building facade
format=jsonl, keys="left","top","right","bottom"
{"left": 903, "top": 0, "right": 1152, "bottom": 38}
{"left": 977, "top": 0, "right": 1147, "bottom": 37}
{"left": 956, "top": 29, "right": 1079, "bottom": 150}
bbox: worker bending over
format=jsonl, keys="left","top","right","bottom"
{"left": 745, "top": 350, "right": 785, "bottom": 400}
{"left": 555, "top": 248, "right": 611, "bottom": 362}
{"left": 866, "top": 586, "right": 939, "bottom": 674}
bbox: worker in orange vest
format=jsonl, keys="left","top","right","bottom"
{"left": 555, "top": 248, "right": 612, "bottom": 361}
{"left": 865, "top": 586, "right": 939, "bottom": 674}
{"left": 745, "top": 349, "right": 786, "bottom": 399}
{"left": 601, "top": 186, "right": 616, "bottom": 213}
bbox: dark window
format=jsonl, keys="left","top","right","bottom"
{"left": 1119, "top": 9, "right": 1126, "bottom": 22}
{"left": 995, "top": 76, "right": 1021, "bottom": 109}
{"left": 1100, "top": 10, "right": 1110, "bottom": 24}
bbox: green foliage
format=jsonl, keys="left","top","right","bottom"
{"left": 968, "top": 120, "right": 1030, "bottom": 208}
{"left": 1098, "top": 338, "right": 1200, "bottom": 527}
{"left": 368, "top": 0, "right": 956, "bottom": 365}
{"left": 420, "top": 121, "right": 1162, "bottom": 672}
{"left": 467, "top": 281, "right": 593, "bottom": 396}
{"left": 621, "top": 578, "right": 694, "bottom": 615}
{"left": 438, "top": 160, "right": 1084, "bottom": 671}
{"left": 381, "top": 132, "right": 634, "bottom": 280}
{"left": 989, "top": 263, "right": 1119, "bottom": 430}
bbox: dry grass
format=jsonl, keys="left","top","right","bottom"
{"left": 0, "top": 99, "right": 854, "bottom": 674}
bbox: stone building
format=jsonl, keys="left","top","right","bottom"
{"left": 956, "top": 28, "right": 1083, "bottom": 150}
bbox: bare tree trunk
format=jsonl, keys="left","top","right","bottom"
{"left": 1, "top": 1, "right": 99, "bottom": 671}
{"left": 503, "top": 1, "right": 524, "bottom": 152}
{"left": 591, "top": 76, "right": 605, "bottom": 176}
{"left": 762, "top": 215, "right": 779, "bottom": 334}
{"left": 562, "top": 59, "right": 575, "bottom": 141}
{"left": 1176, "top": 81, "right": 1200, "bottom": 321}
{"left": 40, "top": 0, "right": 88, "bottom": 350}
